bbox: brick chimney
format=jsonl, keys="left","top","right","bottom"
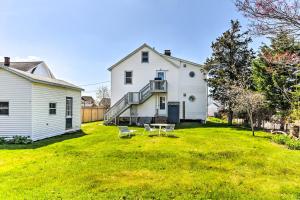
{"left": 4, "top": 57, "right": 10, "bottom": 67}
{"left": 164, "top": 50, "right": 171, "bottom": 56}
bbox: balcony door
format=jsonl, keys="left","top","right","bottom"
{"left": 156, "top": 71, "right": 166, "bottom": 80}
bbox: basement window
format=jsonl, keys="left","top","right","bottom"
{"left": 49, "top": 103, "right": 57, "bottom": 115}
{"left": 0, "top": 102, "right": 9, "bottom": 115}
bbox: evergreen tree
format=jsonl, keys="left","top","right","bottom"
{"left": 252, "top": 32, "right": 300, "bottom": 129}
{"left": 205, "top": 20, "right": 255, "bottom": 125}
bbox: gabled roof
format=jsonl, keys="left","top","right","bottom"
{"left": 0, "top": 61, "right": 43, "bottom": 72}
{"left": 108, "top": 43, "right": 180, "bottom": 71}
{"left": 160, "top": 54, "right": 203, "bottom": 68}
{"left": 0, "top": 61, "right": 55, "bottom": 78}
{"left": 0, "top": 66, "right": 83, "bottom": 91}
{"left": 81, "top": 96, "right": 95, "bottom": 102}
{"left": 99, "top": 97, "right": 111, "bottom": 105}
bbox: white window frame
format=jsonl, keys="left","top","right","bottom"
{"left": 159, "top": 96, "right": 166, "bottom": 110}
{"left": 49, "top": 102, "right": 57, "bottom": 115}
{"left": 66, "top": 98, "right": 73, "bottom": 118}
{"left": 141, "top": 51, "right": 149, "bottom": 63}
{"left": 124, "top": 71, "right": 133, "bottom": 84}
{"left": 0, "top": 101, "right": 9, "bottom": 116}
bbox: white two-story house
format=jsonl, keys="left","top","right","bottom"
{"left": 104, "top": 43, "right": 207, "bottom": 125}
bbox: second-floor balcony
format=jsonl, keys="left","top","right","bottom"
{"left": 150, "top": 80, "right": 167, "bottom": 93}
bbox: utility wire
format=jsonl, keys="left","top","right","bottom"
{"left": 79, "top": 81, "right": 110, "bottom": 87}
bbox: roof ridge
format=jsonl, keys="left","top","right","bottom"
{"left": 160, "top": 53, "right": 203, "bottom": 67}
{"left": 0, "top": 66, "right": 83, "bottom": 91}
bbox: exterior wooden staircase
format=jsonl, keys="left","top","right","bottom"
{"left": 104, "top": 80, "right": 167, "bottom": 125}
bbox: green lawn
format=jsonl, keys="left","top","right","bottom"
{"left": 1, "top": 120, "right": 300, "bottom": 199}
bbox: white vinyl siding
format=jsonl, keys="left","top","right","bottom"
{"left": 111, "top": 45, "right": 207, "bottom": 120}
{"left": 31, "top": 83, "right": 81, "bottom": 141}
{"left": 0, "top": 69, "right": 32, "bottom": 138}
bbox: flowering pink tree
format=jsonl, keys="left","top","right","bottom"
{"left": 235, "top": 0, "right": 300, "bottom": 37}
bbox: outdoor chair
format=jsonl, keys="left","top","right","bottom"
{"left": 118, "top": 126, "right": 136, "bottom": 138}
{"left": 143, "top": 124, "right": 157, "bottom": 135}
{"left": 162, "top": 124, "right": 175, "bottom": 136}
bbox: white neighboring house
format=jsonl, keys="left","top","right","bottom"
{"left": 0, "top": 57, "right": 83, "bottom": 141}
{"left": 208, "top": 97, "right": 221, "bottom": 117}
{"left": 104, "top": 43, "right": 208, "bottom": 125}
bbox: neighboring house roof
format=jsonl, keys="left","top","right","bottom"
{"left": 108, "top": 43, "right": 183, "bottom": 71}
{"left": 0, "top": 61, "right": 55, "bottom": 78}
{"left": 99, "top": 98, "right": 111, "bottom": 106}
{"left": 0, "top": 66, "right": 83, "bottom": 91}
{"left": 81, "top": 96, "right": 95, "bottom": 102}
{"left": 81, "top": 96, "right": 96, "bottom": 107}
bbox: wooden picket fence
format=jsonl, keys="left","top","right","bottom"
{"left": 81, "top": 107, "right": 107, "bottom": 123}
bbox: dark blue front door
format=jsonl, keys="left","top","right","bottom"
{"left": 168, "top": 102, "right": 180, "bottom": 124}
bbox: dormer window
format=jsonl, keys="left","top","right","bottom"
{"left": 141, "top": 51, "right": 149, "bottom": 63}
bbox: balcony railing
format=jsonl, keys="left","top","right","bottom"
{"left": 104, "top": 80, "right": 167, "bottom": 124}
{"left": 150, "top": 80, "right": 167, "bottom": 92}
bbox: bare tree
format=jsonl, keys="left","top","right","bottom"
{"left": 96, "top": 85, "right": 110, "bottom": 106}
{"left": 235, "top": 0, "right": 300, "bottom": 37}
{"left": 233, "top": 86, "right": 266, "bottom": 136}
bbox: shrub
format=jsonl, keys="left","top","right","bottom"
{"left": 272, "top": 134, "right": 291, "bottom": 145}
{"left": 6, "top": 136, "right": 32, "bottom": 144}
{"left": 286, "top": 140, "right": 300, "bottom": 150}
{"left": 272, "top": 134, "right": 300, "bottom": 150}
{"left": 0, "top": 137, "right": 5, "bottom": 144}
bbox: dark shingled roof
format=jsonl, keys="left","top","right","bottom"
{"left": 81, "top": 96, "right": 95, "bottom": 102}
{"left": 0, "top": 61, "right": 43, "bottom": 72}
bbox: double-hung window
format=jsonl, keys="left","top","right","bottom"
{"left": 125, "top": 71, "right": 132, "bottom": 84}
{"left": 49, "top": 103, "right": 57, "bottom": 115}
{"left": 141, "top": 51, "right": 149, "bottom": 63}
{"left": 159, "top": 97, "right": 166, "bottom": 110}
{"left": 0, "top": 102, "right": 9, "bottom": 115}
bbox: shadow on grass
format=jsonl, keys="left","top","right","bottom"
{"left": 119, "top": 133, "right": 137, "bottom": 139}
{"left": 148, "top": 134, "right": 179, "bottom": 138}
{"left": 176, "top": 121, "right": 238, "bottom": 129}
{"left": 176, "top": 121, "right": 272, "bottom": 139}
{"left": 0, "top": 130, "right": 87, "bottom": 150}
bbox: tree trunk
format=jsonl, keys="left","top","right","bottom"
{"left": 280, "top": 117, "right": 285, "bottom": 131}
{"left": 228, "top": 109, "right": 233, "bottom": 126}
{"left": 249, "top": 112, "right": 255, "bottom": 136}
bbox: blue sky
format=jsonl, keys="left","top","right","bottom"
{"left": 0, "top": 0, "right": 266, "bottom": 97}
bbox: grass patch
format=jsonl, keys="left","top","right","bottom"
{"left": 0, "top": 120, "right": 299, "bottom": 199}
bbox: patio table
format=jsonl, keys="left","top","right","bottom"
{"left": 150, "top": 123, "right": 171, "bottom": 136}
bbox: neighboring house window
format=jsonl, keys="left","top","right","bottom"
{"left": 0, "top": 102, "right": 9, "bottom": 115}
{"left": 141, "top": 51, "right": 149, "bottom": 63}
{"left": 189, "top": 71, "right": 195, "bottom": 77}
{"left": 125, "top": 71, "right": 132, "bottom": 84}
{"left": 49, "top": 103, "right": 57, "bottom": 115}
{"left": 159, "top": 97, "right": 166, "bottom": 110}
